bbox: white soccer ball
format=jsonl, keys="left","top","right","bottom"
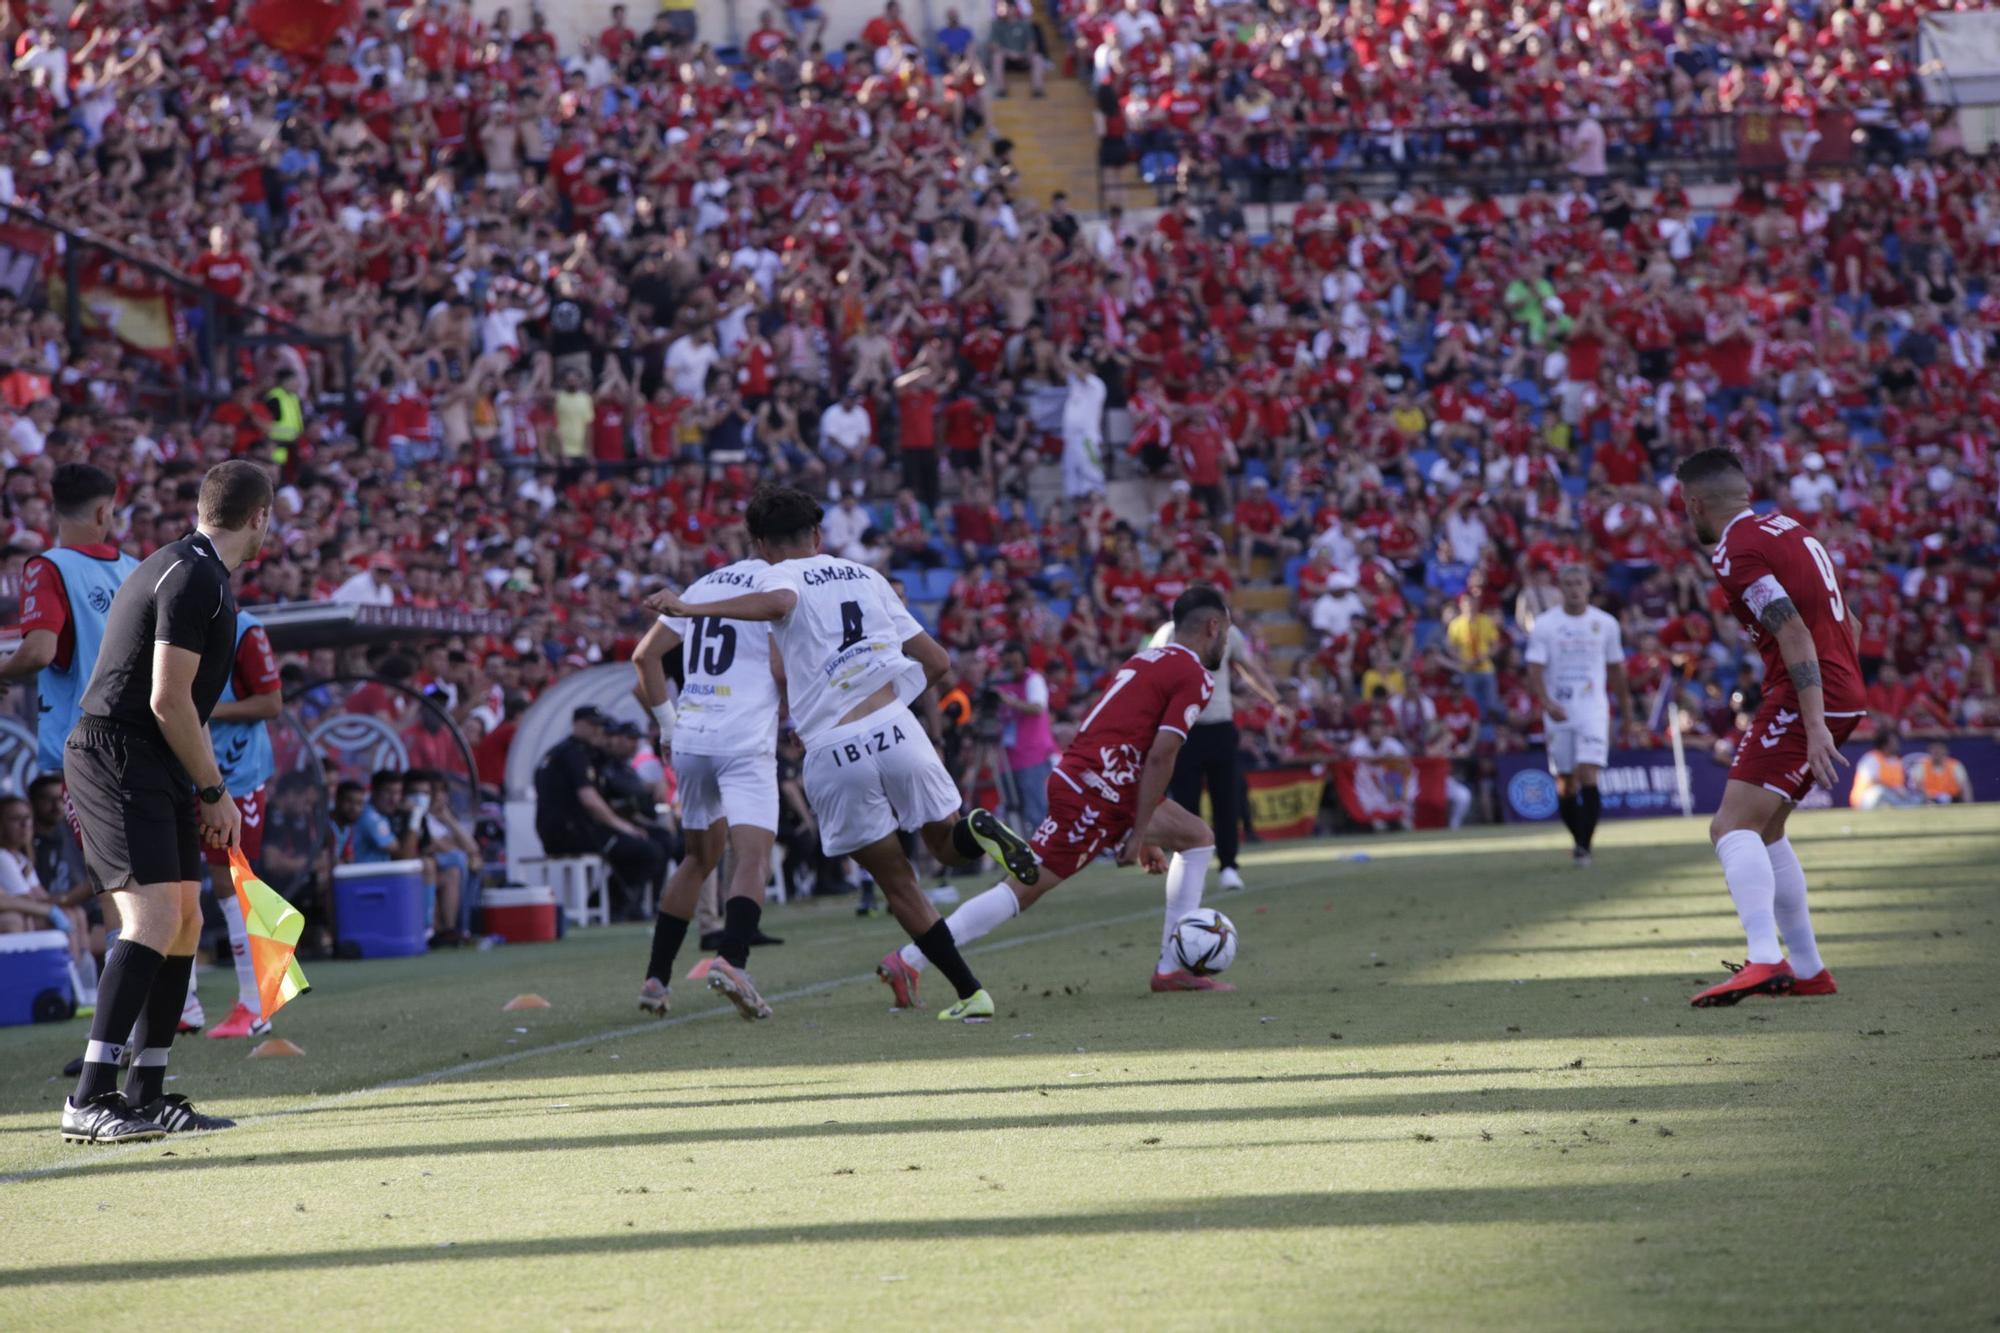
{"left": 1171, "top": 908, "right": 1238, "bottom": 975}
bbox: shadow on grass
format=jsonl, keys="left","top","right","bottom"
{"left": 13, "top": 1081, "right": 1740, "bottom": 1183}
{"left": 0, "top": 1181, "right": 1710, "bottom": 1286}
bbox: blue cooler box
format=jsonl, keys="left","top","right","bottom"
{"left": 332, "top": 860, "right": 429, "bottom": 958}
{"left": 0, "top": 929, "right": 75, "bottom": 1026}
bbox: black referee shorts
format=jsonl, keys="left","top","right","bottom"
{"left": 64, "top": 717, "right": 202, "bottom": 894}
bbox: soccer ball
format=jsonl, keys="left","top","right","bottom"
{"left": 1171, "top": 908, "right": 1238, "bottom": 975}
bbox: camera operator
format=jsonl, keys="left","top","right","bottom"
{"left": 991, "top": 642, "right": 1058, "bottom": 834}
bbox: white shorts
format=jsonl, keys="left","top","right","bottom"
{"left": 1546, "top": 714, "right": 1610, "bottom": 774}
{"left": 802, "top": 705, "right": 961, "bottom": 857}
{"left": 674, "top": 750, "right": 778, "bottom": 833}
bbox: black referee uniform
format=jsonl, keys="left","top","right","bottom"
{"left": 67, "top": 533, "right": 238, "bottom": 893}
{"left": 63, "top": 529, "right": 243, "bottom": 1142}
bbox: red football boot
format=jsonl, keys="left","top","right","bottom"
{"left": 1690, "top": 959, "right": 1794, "bottom": 1007}
{"left": 1150, "top": 969, "right": 1237, "bottom": 993}
{"left": 877, "top": 949, "right": 923, "bottom": 1010}
{"left": 1789, "top": 968, "right": 1837, "bottom": 996}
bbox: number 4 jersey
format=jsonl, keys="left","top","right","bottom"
{"left": 665, "top": 558, "right": 780, "bottom": 756}
{"left": 752, "top": 555, "right": 927, "bottom": 750}
{"left": 1709, "top": 510, "right": 1865, "bottom": 717}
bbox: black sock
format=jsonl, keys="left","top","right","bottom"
{"left": 949, "top": 815, "right": 982, "bottom": 862}
{"left": 123, "top": 952, "right": 192, "bottom": 1107}
{"left": 718, "top": 896, "right": 761, "bottom": 968}
{"left": 1578, "top": 787, "right": 1602, "bottom": 852}
{"left": 1556, "top": 794, "right": 1583, "bottom": 847}
{"left": 646, "top": 911, "right": 690, "bottom": 984}
{"left": 912, "top": 920, "right": 981, "bottom": 1000}
{"left": 73, "top": 940, "right": 164, "bottom": 1104}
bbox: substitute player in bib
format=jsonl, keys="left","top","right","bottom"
{"left": 645, "top": 485, "right": 1039, "bottom": 1024}
{"left": 1676, "top": 448, "right": 1863, "bottom": 1007}
{"left": 878, "top": 585, "right": 1236, "bottom": 1007}
{"left": 631, "top": 556, "right": 782, "bottom": 1021}
{"left": 200, "top": 606, "right": 284, "bottom": 1040}
{"left": 1525, "top": 564, "right": 1633, "bottom": 867}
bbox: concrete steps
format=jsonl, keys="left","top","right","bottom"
{"left": 989, "top": 16, "right": 1100, "bottom": 208}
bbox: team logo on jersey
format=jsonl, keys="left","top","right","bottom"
{"left": 87, "top": 586, "right": 113, "bottom": 614}
{"left": 1507, "top": 769, "right": 1561, "bottom": 821}
{"left": 1183, "top": 703, "right": 1201, "bottom": 729}
{"left": 1097, "top": 743, "right": 1142, "bottom": 788}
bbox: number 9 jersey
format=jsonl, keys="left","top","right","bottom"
{"left": 753, "top": 555, "right": 928, "bottom": 749}
{"left": 1709, "top": 510, "right": 1866, "bottom": 717}
{"left": 663, "top": 558, "right": 779, "bottom": 757}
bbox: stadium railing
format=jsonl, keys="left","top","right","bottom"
{"left": 1095, "top": 105, "right": 1940, "bottom": 218}
{"left": 0, "top": 202, "right": 359, "bottom": 426}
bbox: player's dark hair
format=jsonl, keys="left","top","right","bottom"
{"left": 1674, "top": 447, "right": 1747, "bottom": 491}
{"left": 198, "top": 459, "right": 275, "bottom": 530}
{"left": 746, "top": 484, "right": 823, "bottom": 544}
{"left": 27, "top": 773, "right": 63, "bottom": 798}
{"left": 1172, "top": 583, "right": 1229, "bottom": 630}
{"left": 370, "top": 768, "right": 405, "bottom": 791}
{"left": 50, "top": 463, "right": 117, "bottom": 520}
{"left": 335, "top": 780, "right": 366, "bottom": 802}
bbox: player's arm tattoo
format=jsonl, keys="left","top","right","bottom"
{"left": 1757, "top": 595, "right": 1800, "bottom": 635}
{"left": 1787, "top": 657, "right": 1823, "bottom": 692}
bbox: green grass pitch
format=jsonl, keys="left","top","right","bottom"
{"left": 2, "top": 806, "right": 1996, "bottom": 1330}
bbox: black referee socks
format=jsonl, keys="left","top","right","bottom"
{"left": 72, "top": 939, "right": 164, "bottom": 1105}
{"left": 125, "top": 953, "right": 194, "bottom": 1106}
{"left": 913, "top": 920, "right": 981, "bottom": 1000}
{"left": 647, "top": 910, "right": 690, "bottom": 984}
{"left": 718, "top": 896, "right": 761, "bottom": 969}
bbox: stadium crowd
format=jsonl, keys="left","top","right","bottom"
{"left": 0, "top": 0, "right": 1994, "bottom": 854}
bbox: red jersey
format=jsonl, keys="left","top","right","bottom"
{"left": 1054, "top": 643, "right": 1213, "bottom": 809}
{"left": 1708, "top": 510, "right": 1865, "bottom": 715}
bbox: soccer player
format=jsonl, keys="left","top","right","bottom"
{"left": 645, "top": 485, "right": 1039, "bottom": 1024}
{"left": 201, "top": 605, "right": 285, "bottom": 1039}
{"left": 60, "top": 460, "right": 270, "bottom": 1144}
{"left": 1676, "top": 448, "right": 1862, "bottom": 1007}
{"left": 1524, "top": 564, "right": 1633, "bottom": 866}
{"left": 877, "top": 584, "right": 1236, "bottom": 1006}
{"left": 631, "top": 553, "right": 784, "bottom": 1021}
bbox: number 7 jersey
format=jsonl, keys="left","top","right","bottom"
{"left": 753, "top": 554, "right": 928, "bottom": 749}
{"left": 1708, "top": 509, "right": 1866, "bottom": 716}
{"left": 665, "top": 558, "right": 780, "bottom": 756}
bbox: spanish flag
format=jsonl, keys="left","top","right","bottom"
{"left": 228, "top": 848, "right": 311, "bottom": 1019}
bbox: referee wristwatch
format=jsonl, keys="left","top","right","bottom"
{"left": 198, "top": 782, "right": 228, "bottom": 805}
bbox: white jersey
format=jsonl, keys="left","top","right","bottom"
{"left": 755, "top": 554, "right": 926, "bottom": 749}
{"left": 1524, "top": 605, "right": 1623, "bottom": 720}
{"left": 666, "top": 558, "right": 780, "bottom": 756}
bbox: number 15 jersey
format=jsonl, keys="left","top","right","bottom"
{"left": 754, "top": 555, "right": 926, "bottom": 749}
{"left": 1709, "top": 510, "right": 1865, "bottom": 717}
{"left": 667, "top": 558, "right": 779, "bottom": 756}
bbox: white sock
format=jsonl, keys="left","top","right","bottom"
{"left": 1158, "top": 845, "right": 1214, "bottom": 972}
{"left": 1766, "top": 836, "right": 1823, "bottom": 979}
{"left": 219, "top": 893, "right": 262, "bottom": 1018}
{"left": 898, "top": 884, "right": 1020, "bottom": 974}
{"left": 1716, "top": 829, "right": 1783, "bottom": 964}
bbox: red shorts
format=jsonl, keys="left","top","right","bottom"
{"left": 1028, "top": 773, "right": 1133, "bottom": 881}
{"left": 1729, "top": 700, "right": 1863, "bottom": 803}
{"left": 203, "top": 787, "right": 266, "bottom": 867}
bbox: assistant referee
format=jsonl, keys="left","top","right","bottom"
{"left": 59, "top": 460, "right": 272, "bottom": 1145}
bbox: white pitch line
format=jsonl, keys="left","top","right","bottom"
{"left": 2, "top": 888, "right": 1236, "bottom": 1184}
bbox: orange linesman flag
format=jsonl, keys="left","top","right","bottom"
{"left": 228, "top": 848, "right": 311, "bottom": 1019}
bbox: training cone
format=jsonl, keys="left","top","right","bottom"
{"left": 503, "top": 994, "right": 552, "bottom": 1011}
{"left": 684, "top": 958, "right": 715, "bottom": 982}
{"left": 248, "top": 1038, "right": 305, "bottom": 1058}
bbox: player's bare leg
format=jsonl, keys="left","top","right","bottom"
{"left": 642, "top": 822, "right": 725, "bottom": 1014}
{"left": 1691, "top": 780, "right": 1797, "bottom": 1007}
{"left": 857, "top": 832, "right": 992, "bottom": 1020}
{"left": 707, "top": 823, "right": 777, "bottom": 1020}
{"left": 1761, "top": 799, "right": 1834, "bottom": 995}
